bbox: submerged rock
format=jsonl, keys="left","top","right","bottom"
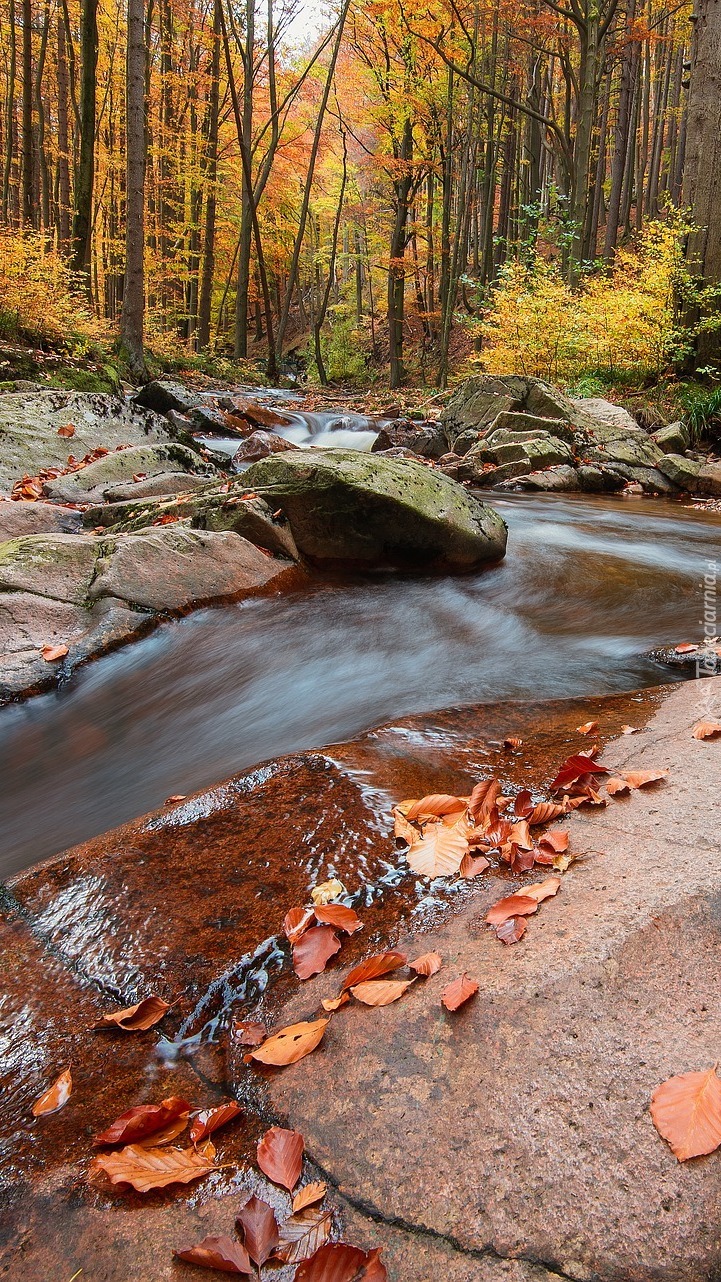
{"left": 232, "top": 430, "right": 299, "bottom": 465}
{"left": 242, "top": 447, "right": 508, "bottom": 570}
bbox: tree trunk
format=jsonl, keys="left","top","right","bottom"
{"left": 682, "top": 0, "right": 721, "bottom": 361}
{"left": 21, "top": 0, "right": 33, "bottom": 225}
{"left": 56, "top": 11, "right": 71, "bottom": 250}
{"left": 197, "top": 0, "right": 220, "bottom": 349}
{"left": 120, "top": 0, "right": 148, "bottom": 378}
{"left": 71, "top": 0, "right": 98, "bottom": 284}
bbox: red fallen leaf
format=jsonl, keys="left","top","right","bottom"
{"left": 95, "top": 1096, "right": 191, "bottom": 1146}
{"left": 275, "top": 1209, "right": 333, "bottom": 1264}
{"left": 284, "top": 906, "right": 315, "bottom": 945}
{"left": 175, "top": 1234, "right": 253, "bottom": 1274}
{"left": 257, "top": 1126, "right": 304, "bottom": 1191}
{"left": 32, "top": 1068, "right": 72, "bottom": 1117}
{"left": 236, "top": 1194, "right": 280, "bottom": 1266}
{"left": 508, "top": 819, "right": 533, "bottom": 849}
{"left": 459, "top": 853, "right": 489, "bottom": 879}
{"left": 550, "top": 750, "right": 608, "bottom": 794}
{"left": 576, "top": 720, "right": 599, "bottom": 735}
{"left": 468, "top": 778, "right": 500, "bottom": 827}
{"left": 650, "top": 1066, "right": 721, "bottom": 1160}
{"left": 513, "top": 789, "right": 533, "bottom": 818}
{"left": 94, "top": 995, "right": 171, "bottom": 1031}
{"left": 527, "top": 801, "right": 566, "bottom": 825}
{"left": 350, "top": 978, "right": 416, "bottom": 1006}
{"left": 164, "top": 794, "right": 186, "bottom": 804}
{"left": 89, "top": 1142, "right": 216, "bottom": 1192}
{"left": 505, "top": 843, "right": 536, "bottom": 873}
{"left": 496, "top": 917, "right": 527, "bottom": 944}
{"left": 503, "top": 735, "right": 523, "bottom": 749}
{"left": 57, "top": 423, "right": 76, "bottom": 437}
{"left": 232, "top": 1020, "right": 267, "bottom": 1046}
{"left": 538, "top": 828, "right": 569, "bottom": 854}
{"left": 189, "top": 1101, "right": 242, "bottom": 1144}
{"left": 292, "top": 1182, "right": 327, "bottom": 1213}
{"left": 674, "top": 642, "right": 698, "bottom": 653}
{"left": 485, "top": 894, "right": 539, "bottom": 927}
{"left": 341, "top": 951, "right": 407, "bottom": 991}
{"left": 249, "top": 1018, "right": 329, "bottom": 1066}
{"left": 313, "top": 904, "right": 364, "bottom": 934}
{"left": 132, "top": 472, "right": 147, "bottom": 483}
{"left": 404, "top": 793, "right": 465, "bottom": 821}
{"left": 409, "top": 951, "right": 442, "bottom": 976}
{"left": 293, "top": 926, "right": 342, "bottom": 980}
{"left": 693, "top": 720, "right": 721, "bottom": 740}
{"left": 441, "top": 973, "right": 479, "bottom": 1011}
{"left": 470, "top": 818, "right": 512, "bottom": 850}
{"left": 295, "top": 1242, "right": 387, "bottom": 1281}
{"left": 41, "top": 643, "right": 69, "bottom": 662}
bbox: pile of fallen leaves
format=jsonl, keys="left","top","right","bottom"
{"left": 10, "top": 442, "right": 132, "bottom": 502}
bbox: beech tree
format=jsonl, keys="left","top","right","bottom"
{"left": 682, "top": 0, "right": 721, "bottom": 360}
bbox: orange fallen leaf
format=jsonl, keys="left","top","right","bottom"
{"left": 409, "top": 951, "right": 442, "bottom": 976}
{"left": 513, "top": 789, "right": 533, "bottom": 818}
{"left": 89, "top": 1142, "right": 216, "bottom": 1192}
{"left": 313, "top": 904, "right": 364, "bottom": 934}
{"left": 284, "top": 906, "right": 315, "bottom": 945}
{"left": 232, "top": 1020, "right": 267, "bottom": 1046}
{"left": 406, "top": 821, "right": 467, "bottom": 878}
{"left": 293, "top": 926, "right": 342, "bottom": 980}
{"left": 350, "top": 978, "right": 416, "bottom": 1006}
{"left": 236, "top": 1194, "right": 280, "bottom": 1267}
{"left": 496, "top": 917, "right": 527, "bottom": 944}
{"left": 576, "top": 721, "right": 599, "bottom": 735}
{"left": 404, "top": 793, "right": 465, "bottom": 821}
{"left": 275, "top": 1210, "right": 333, "bottom": 1265}
{"left": 249, "top": 1019, "right": 329, "bottom": 1067}
{"left": 32, "top": 1068, "right": 72, "bottom": 1117}
{"left": 621, "top": 725, "right": 639, "bottom": 735}
{"left": 538, "top": 829, "right": 569, "bottom": 854}
{"left": 606, "top": 776, "right": 631, "bottom": 795}
{"left": 692, "top": 720, "right": 721, "bottom": 740}
{"left": 95, "top": 1096, "right": 190, "bottom": 1146}
{"left": 485, "top": 894, "right": 539, "bottom": 926}
{"left": 175, "top": 1234, "right": 253, "bottom": 1274}
{"left": 650, "top": 1066, "right": 721, "bottom": 1161}
{"left": 527, "top": 801, "right": 566, "bottom": 825}
{"left": 293, "top": 1181, "right": 327, "bottom": 1213}
{"left": 503, "top": 735, "right": 523, "bottom": 749}
{"left": 322, "top": 992, "right": 350, "bottom": 1012}
{"left": 41, "top": 643, "right": 69, "bottom": 662}
{"left": 459, "top": 852, "right": 490, "bottom": 878}
{"left": 441, "top": 973, "right": 479, "bottom": 1011}
{"left": 94, "top": 995, "right": 170, "bottom": 1031}
{"left": 341, "top": 951, "right": 406, "bottom": 991}
{"left": 57, "top": 423, "right": 76, "bottom": 437}
{"left": 508, "top": 819, "right": 534, "bottom": 849}
{"left": 522, "top": 876, "right": 562, "bottom": 904}
{"left": 257, "top": 1126, "right": 304, "bottom": 1191}
{"left": 164, "top": 794, "right": 186, "bottom": 804}
{"left": 295, "top": 1243, "right": 387, "bottom": 1280}
{"left": 393, "top": 809, "right": 419, "bottom": 845}
{"left": 674, "top": 643, "right": 698, "bottom": 653}
{"left": 189, "top": 1100, "right": 242, "bottom": 1145}
{"left": 614, "top": 768, "right": 668, "bottom": 790}
{"left": 468, "top": 778, "right": 500, "bottom": 827}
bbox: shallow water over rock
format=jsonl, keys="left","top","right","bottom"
{"left": 0, "top": 492, "right": 719, "bottom": 875}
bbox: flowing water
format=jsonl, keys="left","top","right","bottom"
{"left": 1, "top": 491, "right": 718, "bottom": 877}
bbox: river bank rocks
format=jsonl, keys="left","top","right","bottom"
{"left": 241, "top": 448, "right": 508, "bottom": 569}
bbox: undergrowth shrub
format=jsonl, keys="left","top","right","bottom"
{"left": 0, "top": 229, "right": 105, "bottom": 348}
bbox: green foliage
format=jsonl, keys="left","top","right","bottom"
{"left": 306, "top": 307, "right": 371, "bottom": 384}
{"left": 680, "top": 381, "right": 721, "bottom": 446}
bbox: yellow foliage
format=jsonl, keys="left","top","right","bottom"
{"left": 0, "top": 230, "right": 105, "bottom": 348}
{"left": 474, "top": 222, "right": 685, "bottom": 387}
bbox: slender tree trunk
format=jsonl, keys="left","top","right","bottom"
{"left": 234, "top": 0, "right": 255, "bottom": 357}
{"left": 313, "top": 129, "right": 347, "bottom": 385}
{"left": 71, "top": 0, "right": 98, "bottom": 283}
{"left": 2, "top": 0, "right": 17, "bottom": 224}
{"left": 197, "top": 0, "right": 220, "bottom": 348}
{"left": 605, "top": 2, "right": 636, "bottom": 260}
{"left": 21, "top": 0, "right": 33, "bottom": 225}
{"left": 56, "top": 11, "right": 71, "bottom": 250}
{"left": 388, "top": 114, "right": 413, "bottom": 389}
{"left": 120, "top": 0, "right": 148, "bottom": 378}
{"left": 682, "top": 0, "right": 721, "bottom": 360}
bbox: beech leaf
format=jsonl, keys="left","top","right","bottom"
{"left": 175, "top": 1235, "right": 253, "bottom": 1274}
{"left": 189, "top": 1101, "right": 242, "bottom": 1145}
{"left": 513, "top": 789, "right": 533, "bottom": 818}
{"left": 275, "top": 1209, "right": 333, "bottom": 1264}
{"left": 249, "top": 1018, "right": 329, "bottom": 1066}
{"left": 313, "top": 904, "right": 364, "bottom": 934}
{"left": 538, "top": 829, "right": 569, "bottom": 853}
{"left": 622, "top": 769, "right": 668, "bottom": 788}
{"left": 468, "top": 778, "right": 500, "bottom": 827}
{"left": 650, "top": 1066, "right": 721, "bottom": 1161}
{"left": 441, "top": 973, "right": 479, "bottom": 1011}
{"left": 341, "top": 951, "right": 406, "bottom": 991}
{"left": 350, "top": 978, "right": 416, "bottom": 1006}
{"left": 496, "top": 917, "right": 527, "bottom": 944}
{"left": 409, "top": 951, "right": 442, "bottom": 976}
{"left": 284, "top": 906, "right": 315, "bottom": 944}
{"left": 94, "top": 1095, "right": 191, "bottom": 1146}
{"left": 294, "top": 1243, "right": 387, "bottom": 1281}
{"left": 257, "top": 1126, "right": 304, "bottom": 1191}
{"left": 576, "top": 720, "right": 599, "bottom": 735}
{"left": 293, "top": 926, "right": 342, "bottom": 980}
{"left": 94, "top": 995, "right": 170, "bottom": 1031}
{"left": 32, "top": 1067, "right": 72, "bottom": 1117}
{"left": 692, "top": 720, "right": 721, "bottom": 740}
{"left": 322, "top": 992, "right": 350, "bottom": 1012}
{"left": 404, "top": 793, "right": 465, "bottom": 821}
{"left": 406, "top": 821, "right": 467, "bottom": 879}
{"left": 310, "top": 880, "right": 346, "bottom": 906}
{"left": 459, "top": 853, "right": 489, "bottom": 878}
{"left": 393, "top": 809, "right": 419, "bottom": 845}
{"left": 89, "top": 1142, "right": 216, "bottom": 1192}
{"left": 485, "top": 894, "right": 539, "bottom": 926}
{"left": 292, "top": 1182, "right": 327, "bottom": 1213}
{"left": 606, "top": 776, "right": 631, "bottom": 795}
{"left": 232, "top": 1020, "right": 267, "bottom": 1046}
{"left": 527, "top": 801, "right": 566, "bottom": 825}
{"left": 236, "top": 1194, "right": 280, "bottom": 1266}
{"left": 550, "top": 751, "right": 608, "bottom": 793}
{"left": 41, "top": 643, "right": 69, "bottom": 662}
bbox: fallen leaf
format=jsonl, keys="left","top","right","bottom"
{"left": 513, "top": 789, "right": 533, "bottom": 818}
{"left": 650, "top": 1066, "right": 721, "bottom": 1160}
{"left": 550, "top": 750, "right": 608, "bottom": 793}
{"left": 527, "top": 801, "right": 566, "bottom": 825}
{"left": 468, "top": 778, "right": 500, "bottom": 827}
{"left": 232, "top": 1020, "right": 267, "bottom": 1047}
{"left": 292, "top": 1182, "right": 327, "bottom": 1213}
{"left": 164, "top": 794, "right": 186, "bottom": 804}
{"left": 505, "top": 843, "right": 536, "bottom": 873}
{"left": 606, "top": 776, "right": 631, "bottom": 795}
{"left": 621, "top": 725, "right": 639, "bottom": 735}
{"left": 522, "top": 876, "right": 561, "bottom": 904}
{"left": 284, "top": 906, "right": 315, "bottom": 944}
{"left": 236, "top": 1194, "right": 280, "bottom": 1267}
{"left": 485, "top": 894, "right": 539, "bottom": 926}
{"left": 409, "top": 951, "right": 442, "bottom": 976}
{"left": 32, "top": 1068, "right": 72, "bottom": 1117}
{"left": 41, "top": 643, "right": 69, "bottom": 662}
{"left": 393, "top": 809, "right": 419, "bottom": 845}
{"left": 508, "top": 819, "right": 534, "bottom": 849}
{"left": 459, "top": 853, "right": 489, "bottom": 878}
{"left": 503, "top": 735, "right": 523, "bottom": 749}
{"left": 175, "top": 1234, "right": 253, "bottom": 1274}
{"left": 94, "top": 996, "right": 171, "bottom": 1031}
{"left": 322, "top": 992, "right": 350, "bottom": 1012}
{"left": 496, "top": 917, "right": 527, "bottom": 944}
{"left": 293, "top": 926, "right": 342, "bottom": 980}
{"left": 406, "top": 821, "right": 467, "bottom": 878}
{"left": 89, "top": 1142, "right": 216, "bottom": 1192}
{"left": 674, "top": 643, "right": 698, "bottom": 654}
{"left": 189, "top": 1101, "right": 242, "bottom": 1145}
{"left": 350, "top": 978, "right": 416, "bottom": 1006}
{"left": 692, "top": 720, "right": 721, "bottom": 740}
{"left": 538, "top": 829, "right": 569, "bottom": 854}
{"left": 57, "top": 423, "right": 76, "bottom": 437}
{"left": 294, "top": 1242, "right": 387, "bottom": 1281}
{"left": 404, "top": 793, "right": 465, "bottom": 821}
{"left": 552, "top": 851, "right": 578, "bottom": 872}
{"left": 620, "top": 769, "right": 668, "bottom": 789}
{"left": 576, "top": 721, "right": 599, "bottom": 735}
{"left": 275, "top": 1209, "right": 333, "bottom": 1265}
{"left": 441, "top": 973, "right": 479, "bottom": 1011}
{"left": 135, "top": 1114, "right": 190, "bottom": 1147}
{"left": 95, "top": 1096, "right": 191, "bottom": 1146}
{"left": 257, "top": 1126, "right": 304, "bottom": 1191}
{"left": 341, "top": 951, "right": 406, "bottom": 991}
{"left": 249, "top": 1019, "right": 329, "bottom": 1067}
{"left": 313, "top": 904, "right": 364, "bottom": 935}
{"left": 310, "top": 880, "right": 346, "bottom": 906}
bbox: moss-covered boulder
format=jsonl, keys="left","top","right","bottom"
{"left": 242, "top": 448, "right": 507, "bottom": 569}
{"left": 44, "top": 442, "right": 217, "bottom": 503}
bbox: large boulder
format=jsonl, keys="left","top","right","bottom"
{"left": 0, "top": 500, "right": 82, "bottom": 540}
{"left": 0, "top": 390, "right": 178, "bottom": 494}
{"left": 242, "top": 448, "right": 507, "bottom": 570}
{"left": 656, "top": 453, "right": 702, "bottom": 489}
{"left": 131, "top": 379, "right": 202, "bottom": 416}
{"left": 651, "top": 422, "right": 689, "bottom": 454}
{"left": 43, "top": 442, "right": 217, "bottom": 503}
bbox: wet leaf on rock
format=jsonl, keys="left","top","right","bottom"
{"left": 94, "top": 1096, "right": 191, "bottom": 1146}
{"left": 189, "top": 1101, "right": 242, "bottom": 1145}
{"left": 406, "top": 821, "right": 467, "bottom": 878}
{"left": 322, "top": 993, "right": 350, "bottom": 1012}
{"left": 57, "top": 423, "right": 76, "bottom": 438}
{"left": 275, "top": 1209, "right": 333, "bottom": 1264}
{"left": 538, "top": 829, "right": 569, "bottom": 854}
{"left": 41, "top": 643, "right": 69, "bottom": 662}
{"left": 294, "top": 1242, "right": 387, "bottom": 1281}
{"left": 393, "top": 809, "right": 419, "bottom": 845}
{"left": 692, "top": 720, "right": 721, "bottom": 740}
{"left": 292, "top": 1182, "right": 327, "bottom": 1213}
{"left": 341, "top": 951, "right": 406, "bottom": 991}
{"left": 249, "top": 1019, "right": 330, "bottom": 1067}
{"left": 409, "top": 951, "right": 442, "bottom": 977}
{"left": 495, "top": 917, "right": 527, "bottom": 944}
{"left": 485, "top": 894, "right": 539, "bottom": 927}
{"left": 526, "top": 801, "right": 566, "bottom": 825}
{"left": 293, "top": 926, "right": 342, "bottom": 980}
{"left": 175, "top": 1234, "right": 253, "bottom": 1274}
{"left": 236, "top": 1194, "right": 280, "bottom": 1266}
{"left": 32, "top": 1068, "right": 72, "bottom": 1117}
{"left": 313, "top": 904, "right": 364, "bottom": 934}
{"left": 284, "top": 906, "right": 315, "bottom": 945}
{"left": 404, "top": 793, "right": 465, "bottom": 821}
{"left": 257, "top": 1126, "right": 304, "bottom": 1191}
{"left": 350, "top": 978, "right": 416, "bottom": 1006}
{"left": 310, "top": 880, "right": 346, "bottom": 906}
{"left": 232, "top": 1020, "right": 267, "bottom": 1047}
{"left": 441, "top": 973, "right": 479, "bottom": 1011}
{"left": 459, "top": 853, "right": 489, "bottom": 879}
{"left": 468, "top": 779, "right": 500, "bottom": 827}
{"left": 94, "top": 995, "right": 171, "bottom": 1031}
{"left": 576, "top": 721, "right": 599, "bottom": 735}
{"left": 523, "top": 877, "right": 562, "bottom": 904}
{"left": 89, "top": 1142, "right": 216, "bottom": 1192}
{"left": 650, "top": 1066, "right": 721, "bottom": 1161}
{"left": 550, "top": 750, "right": 608, "bottom": 794}
{"left": 513, "top": 789, "right": 533, "bottom": 818}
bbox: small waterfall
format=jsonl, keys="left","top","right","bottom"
{"left": 274, "top": 409, "right": 383, "bottom": 452}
